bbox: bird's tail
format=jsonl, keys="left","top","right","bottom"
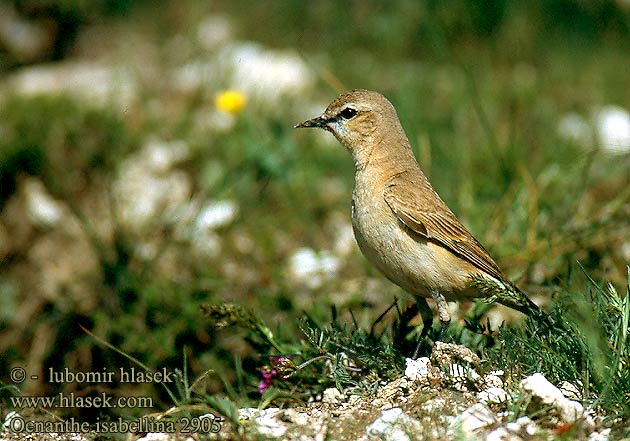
{"left": 470, "top": 274, "right": 547, "bottom": 321}
{"left": 497, "top": 283, "right": 545, "bottom": 319}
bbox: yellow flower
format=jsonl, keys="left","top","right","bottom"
{"left": 215, "top": 90, "right": 246, "bottom": 114}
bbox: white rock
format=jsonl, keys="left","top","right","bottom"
{"left": 520, "top": 373, "right": 591, "bottom": 425}
{"left": 5, "top": 61, "right": 136, "bottom": 109}
{"left": 588, "top": 428, "right": 611, "bottom": 441}
{"left": 238, "top": 407, "right": 260, "bottom": 420}
{"left": 558, "top": 106, "right": 630, "bottom": 154}
{"left": 113, "top": 138, "right": 196, "bottom": 231}
{"left": 505, "top": 416, "right": 537, "bottom": 436}
{"left": 449, "top": 363, "right": 479, "bottom": 380}
{"left": 478, "top": 387, "right": 508, "bottom": 404}
{"left": 517, "top": 417, "right": 537, "bottom": 435}
{"left": 3, "top": 411, "right": 20, "bottom": 431}
{"left": 114, "top": 165, "right": 191, "bottom": 230}
{"left": 505, "top": 421, "right": 520, "bottom": 432}
{"left": 559, "top": 380, "right": 582, "bottom": 401}
{"left": 280, "top": 409, "right": 309, "bottom": 426}
{"left": 486, "top": 427, "right": 520, "bottom": 441}
{"left": 453, "top": 403, "right": 495, "bottom": 434}
{"left": 240, "top": 407, "right": 286, "bottom": 434}
{"left": 364, "top": 407, "right": 423, "bottom": 441}
{"left": 404, "top": 357, "right": 431, "bottom": 381}
{"left": 448, "top": 363, "right": 480, "bottom": 392}
{"left": 319, "top": 250, "right": 342, "bottom": 274}
{"left": 255, "top": 413, "right": 286, "bottom": 438}
{"left": 483, "top": 373, "right": 504, "bottom": 389}
{"left": 289, "top": 247, "right": 320, "bottom": 287}
{"left": 348, "top": 394, "right": 362, "bottom": 406}
{"left": 523, "top": 421, "right": 537, "bottom": 436}
{"left": 322, "top": 387, "right": 344, "bottom": 404}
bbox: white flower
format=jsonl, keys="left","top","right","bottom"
{"left": 288, "top": 247, "right": 341, "bottom": 289}
{"left": 195, "top": 200, "right": 238, "bottom": 231}
{"left": 23, "top": 178, "right": 64, "bottom": 227}
{"left": 318, "top": 251, "right": 341, "bottom": 274}
{"left": 220, "top": 42, "right": 314, "bottom": 103}
{"left": 558, "top": 106, "right": 630, "bottom": 154}
{"left": 594, "top": 105, "right": 630, "bottom": 153}
{"left": 172, "top": 60, "right": 217, "bottom": 92}
{"left": 289, "top": 248, "right": 319, "bottom": 281}
{"left": 557, "top": 112, "right": 592, "bottom": 146}
{"left": 143, "top": 138, "right": 190, "bottom": 172}
{"left": 333, "top": 222, "right": 356, "bottom": 257}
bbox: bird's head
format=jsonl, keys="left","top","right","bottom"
{"left": 295, "top": 89, "right": 401, "bottom": 152}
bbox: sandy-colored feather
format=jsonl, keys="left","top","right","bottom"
{"left": 383, "top": 171, "right": 506, "bottom": 283}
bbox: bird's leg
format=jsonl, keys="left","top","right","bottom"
{"left": 431, "top": 291, "right": 451, "bottom": 341}
{"left": 412, "top": 296, "right": 433, "bottom": 358}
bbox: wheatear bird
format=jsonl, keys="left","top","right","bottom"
{"left": 296, "top": 89, "right": 541, "bottom": 353}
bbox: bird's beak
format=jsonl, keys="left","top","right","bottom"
{"left": 294, "top": 115, "right": 328, "bottom": 129}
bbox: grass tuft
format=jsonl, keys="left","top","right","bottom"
{"left": 486, "top": 265, "right": 630, "bottom": 428}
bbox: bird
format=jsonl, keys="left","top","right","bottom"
{"left": 295, "top": 89, "right": 542, "bottom": 356}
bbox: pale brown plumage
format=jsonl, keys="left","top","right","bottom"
{"left": 296, "top": 89, "right": 540, "bottom": 352}
{"left": 383, "top": 172, "right": 505, "bottom": 283}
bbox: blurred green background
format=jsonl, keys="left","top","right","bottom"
{"left": 1, "top": 0, "right": 629, "bottom": 421}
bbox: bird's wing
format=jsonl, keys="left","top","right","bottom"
{"left": 383, "top": 174, "right": 505, "bottom": 281}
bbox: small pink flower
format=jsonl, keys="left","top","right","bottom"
{"left": 258, "top": 379, "right": 268, "bottom": 394}
{"left": 258, "top": 356, "right": 293, "bottom": 394}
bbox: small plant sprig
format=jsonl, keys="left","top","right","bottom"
{"left": 202, "top": 302, "right": 409, "bottom": 398}
{"left": 201, "top": 303, "right": 286, "bottom": 353}
{"left": 298, "top": 314, "right": 405, "bottom": 393}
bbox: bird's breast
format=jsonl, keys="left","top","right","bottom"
{"left": 351, "top": 178, "right": 479, "bottom": 299}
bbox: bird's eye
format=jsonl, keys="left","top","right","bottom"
{"left": 339, "top": 107, "right": 357, "bottom": 120}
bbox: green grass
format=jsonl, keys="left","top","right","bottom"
{"left": 485, "top": 267, "right": 630, "bottom": 430}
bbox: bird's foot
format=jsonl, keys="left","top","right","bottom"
{"left": 437, "top": 318, "right": 451, "bottom": 342}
